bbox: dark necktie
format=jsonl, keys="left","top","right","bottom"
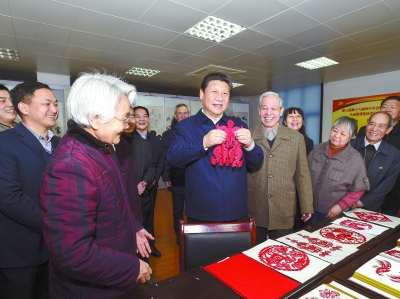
{"left": 364, "top": 144, "right": 376, "bottom": 169}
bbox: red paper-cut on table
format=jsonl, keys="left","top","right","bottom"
{"left": 319, "top": 227, "right": 366, "bottom": 245}
{"left": 210, "top": 120, "right": 243, "bottom": 168}
{"left": 339, "top": 219, "right": 373, "bottom": 230}
{"left": 354, "top": 211, "right": 392, "bottom": 222}
{"left": 258, "top": 245, "right": 310, "bottom": 271}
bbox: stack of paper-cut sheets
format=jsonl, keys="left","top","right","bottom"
{"left": 350, "top": 254, "right": 400, "bottom": 298}
{"left": 242, "top": 239, "right": 331, "bottom": 283}
{"left": 331, "top": 216, "right": 389, "bottom": 236}
{"left": 344, "top": 208, "right": 400, "bottom": 228}
{"left": 298, "top": 281, "right": 368, "bottom": 299}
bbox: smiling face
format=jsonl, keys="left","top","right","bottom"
{"left": 90, "top": 95, "right": 130, "bottom": 145}
{"left": 284, "top": 110, "right": 304, "bottom": 131}
{"left": 329, "top": 125, "right": 351, "bottom": 148}
{"left": 259, "top": 95, "right": 283, "bottom": 131}
{"left": 200, "top": 80, "right": 230, "bottom": 120}
{"left": 134, "top": 108, "right": 149, "bottom": 133}
{"left": 174, "top": 106, "right": 189, "bottom": 122}
{"left": 381, "top": 99, "right": 400, "bottom": 124}
{"left": 0, "top": 89, "right": 16, "bottom": 126}
{"left": 366, "top": 112, "right": 392, "bottom": 144}
{"left": 123, "top": 107, "right": 135, "bottom": 135}
{"left": 18, "top": 88, "right": 58, "bottom": 134}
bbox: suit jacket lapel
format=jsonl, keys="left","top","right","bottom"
{"left": 15, "top": 123, "right": 50, "bottom": 165}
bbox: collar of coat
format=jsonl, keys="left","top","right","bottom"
{"left": 66, "top": 120, "right": 113, "bottom": 154}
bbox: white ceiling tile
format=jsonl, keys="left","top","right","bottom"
{"left": 252, "top": 9, "right": 320, "bottom": 39}
{"left": 325, "top": 2, "right": 399, "bottom": 35}
{"left": 277, "top": 0, "right": 308, "bottom": 7}
{"left": 163, "top": 0, "right": 229, "bottom": 14}
{"left": 112, "top": 40, "right": 158, "bottom": 59}
{"left": 12, "top": 19, "right": 71, "bottom": 44}
{"left": 51, "top": 0, "right": 82, "bottom": 6}
{"left": 223, "top": 53, "right": 265, "bottom": 70}
{"left": 17, "top": 37, "right": 66, "bottom": 56}
{"left": 163, "top": 63, "right": 197, "bottom": 75}
{"left": 276, "top": 50, "right": 320, "bottom": 64}
{"left": 134, "top": 59, "right": 175, "bottom": 72}
{"left": 221, "top": 30, "right": 277, "bottom": 52}
{"left": 213, "top": 0, "right": 289, "bottom": 27}
{"left": 197, "top": 44, "right": 245, "bottom": 61}
{"left": 0, "top": 16, "right": 14, "bottom": 36}
{"left": 383, "top": 0, "right": 400, "bottom": 15}
{"left": 295, "top": 0, "right": 380, "bottom": 23}
{"left": 79, "top": 0, "right": 156, "bottom": 21}
{"left": 252, "top": 40, "right": 301, "bottom": 59}
{"left": 123, "top": 23, "right": 180, "bottom": 47}
{"left": 0, "top": 1, "right": 11, "bottom": 16}
{"left": 9, "top": 0, "right": 79, "bottom": 28}
{"left": 0, "top": 34, "right": 17, "bottom": 49}
{"left": 138, "top": 0, "right": 207, "bottom": 32}
{"left": 348, "top": 20, "right": 400, "bottom": 45}
{"left": 148, "top": 48, "right": 191, "bottom": 64}
{"left": 179, "top": 55, "right": 219, "bottom": 68}
{"left": 163, "top": 35, "right": 215, "bottom": 55}
{"left": 307, "top": 37, "right": 360, "bottom": 56}
{"left": 68, "top": 31, "right": 120, "bottom": 52}
{"left": 247, "top": 59, "right": 291, "bottom": 72}
{"left": 283, "top": 25, "right": 343, "bottom": 48}
{"left": 73, "top": 8, "right": 135, "bottom": 39}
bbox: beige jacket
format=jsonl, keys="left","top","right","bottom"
{"left": 247, "top": 124, "right": 313, "bottom": 230}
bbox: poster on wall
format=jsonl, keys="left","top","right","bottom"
{"left": 164, "top": 98, "right": 190, "bottom": 130}
{"left": 332, "top": 92, "right": 400, "bottom": 133}
{"left": 135, "top": 95, "right": 165, "bottom": 137}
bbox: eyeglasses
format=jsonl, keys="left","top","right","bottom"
{"left": 114, "top": 116, "right": 131, "bottom": 124}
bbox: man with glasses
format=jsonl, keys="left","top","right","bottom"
{"left": 0, "top": 84, "right": 17, "bottom": 131}
{"left": 133, "top": 106, "right": 163, "bottom": 258}
{"left": 0, "top": 82, "right": 60, "bottom": 299}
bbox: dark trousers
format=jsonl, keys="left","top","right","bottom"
{"left": 145, "top": 187, "right": 157, "bottom": 247}
{"left": 172, "top": 192, "right": 185, "bottom": 237}
{"left": 256, "top": 226, "right": 293, "bottom": 244}
{"left": 0, "top": 261, "right": 49, "bottom": 299}
{"left": 382, "top": 209, "right": 399, "bottom": 217}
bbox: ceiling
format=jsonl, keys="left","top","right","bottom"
{"left": 1, "top": 0, "right": 400, "bottom": 98}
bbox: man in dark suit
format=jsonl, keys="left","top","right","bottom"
{"left": 351, "top": 111, "right": 400, "bottom": 211}
{"left": 357, "top": 96, "right": 400, "bottom": 215}
{"left": 133, "top": 106, "right": 163, "bottom": 258}
{"left": 0, "top": 81, "right": 60, "bottom": 299}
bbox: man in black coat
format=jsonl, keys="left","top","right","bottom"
{"left": 351, "top": 112, "right": 400, "bottom": 212}
{"left": 133, "top": 106, "right": 163, "bottom": 257}
{"left": 357, "top": 96, "right": 400, "bottom": 216}
{"left": 160, "top": 104, "right": 190, "bottom": 244}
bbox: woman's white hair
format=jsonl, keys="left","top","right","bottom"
{"left": 259, "top": 91, "right": 283, "bottom": 107}
{"left": 67, "top": 70, "right": 136, "bottom": 127}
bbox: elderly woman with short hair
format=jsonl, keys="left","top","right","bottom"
{"left": 40, "top": 71, "right": 152, "bottom": 299}
{"left": 307, "top": 116, "right": 369, "bottom": 225}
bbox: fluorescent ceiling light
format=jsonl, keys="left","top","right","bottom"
{"left": 296, "top": 57, "right": 338, "bottom": 70}
{"left": 126, "top": 67, "right": 160, "bottom": 77}
{"left": 232, "top": 83, "right": 244, "bottom": 88}
{"left": 0, "top": 48, "right": 19, "bottom": 61}
{"left": 185, "top": 16, "right": 246, "bottom": 43}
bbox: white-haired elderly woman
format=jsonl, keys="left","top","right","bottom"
{"left": 307, "top": 116, "right": 369, "bottom": 225}
{"left": 40, "top": 71, "right": 152, "bottom": 299}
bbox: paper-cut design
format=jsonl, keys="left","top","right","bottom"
{"left": 318, "top": 288, "right": 340, "bottom": 298}
{"left": 339, "top": 219, "right": 372, "bottom": 230}
{"left": 354, "top": 211, "right": 392, "bottom": 222}
{"left": 258, "top": 245, "right": 310, "bottom": 271}
{"left": 373, "top": 259, "right": 391, "bottom": 276}
{"left": 386, "top": 250, "right": 400, "bottom": 260}
{"left": 210, "top": 120, "right": 243, "bottom": 168}
{"left": 286, "top": 238, "right": 331, "bottom": 257}
{"left": 319, "top": 227, "right": 366, "bottom": 244}
{"left": 387, "top": 274, "right": 400, "bottom": 283}
{"left": 299, "top": 234, "right": 342, "bottom": 251}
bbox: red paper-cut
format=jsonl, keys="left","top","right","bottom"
{"left": 354, "top": 211, "right": 392, "bottom": 222}
{"left": 387, "top": 274, "right": 400, "bottom": 283}
{"left": 319, "top": 227, "right": 366, "bottom": 245}
{"left": 339, "top": 219, "right": 373, "bottom": 230}
{"left": 385, "top": 249, "right": 400, "bottom": 260}
{"left": 319, "top": 288, "right": 340, "bottom": 298}
{"left": 286, "top": 238, "right": 331, "bottom": 257}
{"left": 373, "top": 259, "right": 391, "bottom": 276}
{"left": 298, "top": 234, "right": 342, "bottom": 251}
{"left": 210, "top": 120, "right": 243, "bottom": 168}
{"left": 258, "top": 245, "right": 310, "bottom": 271}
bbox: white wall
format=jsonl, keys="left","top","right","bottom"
{"left": 322, "top": 70, "right": 400, "bottom": 141}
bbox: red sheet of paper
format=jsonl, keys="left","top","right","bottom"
{"left": 204, "top": 253, "right": 300, "bottom": 299}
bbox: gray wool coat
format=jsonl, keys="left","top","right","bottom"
{"left": 247, "top": 124, "right": 314, "bottom": 230}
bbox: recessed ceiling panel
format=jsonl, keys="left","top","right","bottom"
{"left": 252, "top": 40, "right": 301, "bottom": 59}
{"left": 148, "top": 48, "right": 191, "bottom": 64}
{"left": 163, "top": 35, "right": 215, "bottom": 55}
{"left": 276, "top": 50, "right": 320, "bottom": 64}
{"left": 221, "top": 29, "right": 276, "bottom": 52}
{"left": 123, "top": 23, "right": 180, "bottom": 47}
{"left": 68, "top": 31, "right": 120, "bottom": 52}
{"left": 0, "top": 34, "right": 18, "bottom": 50}
{"left": 17, "top": 37, "right": 66, "bottom": 56}
{"left": 197, "top": 44, "right": 244, "bottom": 61}
{"left": 252, "top": 9, "right": 319, "bottom": 39}
{"left": 284, "top": 25, "right": 343, "bottom": 48}
{"left": 307, "top": 37, "right": 360, "bottom": 56}
{"left": 112, "top": 40, "right": 158, "bottom": 59}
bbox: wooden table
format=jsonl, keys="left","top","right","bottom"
{"left": 116, "top": 216, "right": 400, "bottom": 299}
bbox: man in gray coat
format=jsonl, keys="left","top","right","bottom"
{"left": 247, "top": 92, "right": 313, "bottom": 244}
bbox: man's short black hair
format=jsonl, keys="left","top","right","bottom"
{"left": 200, "top": 73, "right": 233, "bottom": 92}
{"left": 0, "top": 84, "right": 10, "bottom": 92}
{"left": 381, "top": 95, "right": 400, "bottom": 106}
{"left": 133, "top": 106, "right": 149, "bottom": 116}
{"left": 10, "top": 81, "right": 51, "bottom": 116}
